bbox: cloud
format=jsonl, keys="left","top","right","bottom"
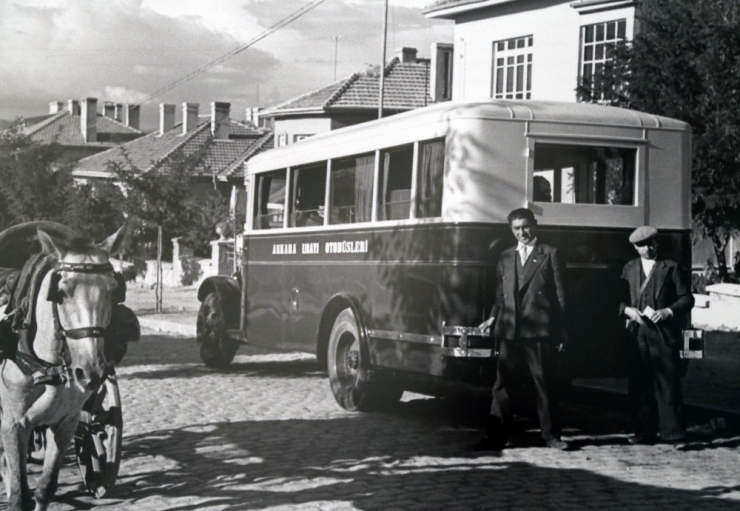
{"left": 104, "top": 86, "right": 148, "bottom": 104}
{"left": 0, "top": 0, "right": 452, "bottom": 128}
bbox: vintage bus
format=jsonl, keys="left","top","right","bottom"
{"left": 195, "top": 100, "right": 692, "bottom": 411}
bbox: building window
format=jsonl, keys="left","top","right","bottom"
{"left": 277, "top": 133, "right": 288, "bottom": 147}
{"left": 533, "top": 144, "right": 636, "bottom": 206}
{"left": 580, "top": 20, "right": 626, "bottom": 96}
{"left": 294, "top": 134, "right": 313, "bottom": 143}
{"left": 492, "top": 36, "right": 533, "bottom": 99}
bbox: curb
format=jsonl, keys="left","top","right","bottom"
{"left": 137, "top": 313, "right": 197, "bottom": 337}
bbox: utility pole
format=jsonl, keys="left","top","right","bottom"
{"left": 378, "top": 0, "right": 388, "bottom": 119}
{"left": 333, "top": 35, "right": 341, "bottom": 81}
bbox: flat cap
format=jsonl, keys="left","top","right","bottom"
{"left": 629, "top": 226, "right": 658, "bottom": 244}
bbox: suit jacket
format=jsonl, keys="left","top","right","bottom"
{"left": 619, "top": 258, "right": 694, "bottom": 348}
{"left": 490, "top": 242, "right": 567, "bottom": 341}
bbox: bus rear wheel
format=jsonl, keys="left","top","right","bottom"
{"left": 197, "top": 292, "right": 238, "bottom": 368}
{"left": 327, "top": 308, "right": 403, "bottom": 411}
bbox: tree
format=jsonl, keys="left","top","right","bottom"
{"left": 63, "top": 179, "right": 127, "bottom": 243}
{"left": 111, "top": 142, "right": 214, "bottom": 312}
{"left": 577, "top": 0, "right": 740, "bottom": 280}
{"left": 0, "top": 122, "right": 73, "bottom": 228}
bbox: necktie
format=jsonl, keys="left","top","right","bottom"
{"left": 519, "top": 245, "right": 528, "bottom": 266}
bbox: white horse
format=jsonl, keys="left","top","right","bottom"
{"left": 0, "top": 226, "right": 125, "bottom": 511}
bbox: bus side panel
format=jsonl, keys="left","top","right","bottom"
{"left": 244, "top": 238, "right": 286, "bottom": 350}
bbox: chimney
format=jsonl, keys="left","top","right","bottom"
{"left": 394, "top": 47, "right": 418, "bottom": 63}
{"left": 182, "top": 102, "right": 199, "bottom": 134}
{"left": 67, "top": 99, "right": 80, "bottom": 115}
{"left": 114, "top": 103, "right": 124, "bottom": 121}
{"left": 80, "top": 97, "right": 97, "bottom": 143}
{"left": 103, "top": 101, "right": 115, "bottom": 118}
{"left": 159, "top": 103, "right": 176, "bottom": 135}
{"left": 430, "top": 42, "right": 454, "bottom": 102}
{"left": 48, "top": 101, "right": 64, "bottom": 114}
{"left": 211, "top": 101, "right": 230, "bottom": 139}
{"left": 245, "top": 107, "right": 262, "bottom": 127}
{"left": 124, "top": 104, "right": 140, "bottom": 131}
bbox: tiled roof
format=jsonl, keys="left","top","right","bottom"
{"left": 218, "top": 133, "right": 274, "bottom": 180}
{"left": 73, "top": 118, "right": 268, "bottom": 182}
{"left": 24, "top": 111, "right": 142, "bottom": 147}
{"left": 264, "top": 57, "right": 432, "bottom": 115}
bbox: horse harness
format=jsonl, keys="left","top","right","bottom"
{"left": 10, "top": 260, "right": 124, "bottom": 386}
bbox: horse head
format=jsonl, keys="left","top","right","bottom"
{"left": 36, "top": 225, "right": 127, "bottom": 393}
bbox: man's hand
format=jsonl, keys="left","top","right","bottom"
{"left": 649, "top": 308, "right": 672, "bottom": 323}
{"left": 624, "top": 307, "right": 646, "bottom": 326}
{"left": 556, "top": 343, "right": 566, "bottom": 353}
{"left": 479, "top": 317, "right": 494, "bottom": 332}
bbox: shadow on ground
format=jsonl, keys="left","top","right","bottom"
{"left": 51, "top": 410, "right": 740, "bottom": 511}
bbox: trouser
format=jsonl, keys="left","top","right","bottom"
{"left": 488, "top": 337, "right": 561, "bottom": 441}
{"left": 628, "top": 325, "right": 685, "bottom": 441}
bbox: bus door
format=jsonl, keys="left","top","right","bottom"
{"left": 249, "top": 170, "right": 288, "bottom": 349}
{"left": 283, "top": 162, "right": 327, "bottom": 351}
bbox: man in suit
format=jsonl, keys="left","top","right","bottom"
{"left": 620, "top": 226, "right": 694, "bottom": 445}
{"left": 477, "top": 208, "right": 568, "bottom": 450}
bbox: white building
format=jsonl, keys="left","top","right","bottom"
{"left": 424, "top": 0, "right": 638, "bottom": 102}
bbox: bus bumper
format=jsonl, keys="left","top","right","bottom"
{"left": 441, "top": 326, "right": 493, "bottom": 358}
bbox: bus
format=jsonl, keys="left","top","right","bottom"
{"left": 195, "top": 100, "right": 692, "bottom": 411}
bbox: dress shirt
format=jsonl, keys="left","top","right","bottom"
{"left": 517, "top": 238, "right": 537, "bottom": 265}
{"left": 639, "top": 257, "right": 673, "bottom": 317}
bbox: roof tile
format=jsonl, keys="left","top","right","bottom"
{"left": 24, "top": 111, "right": 142, "bottom": 147}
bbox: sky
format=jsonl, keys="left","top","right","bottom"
{"left": 0, "top": 0, "right": 453, "bottom": 130}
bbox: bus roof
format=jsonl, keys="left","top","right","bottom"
{"left": 246, "top": 100, "right": 690, "bottom": 176}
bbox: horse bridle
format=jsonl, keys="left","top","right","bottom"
{"left": 49, "top": 261, "right": 115, "bottom": 342}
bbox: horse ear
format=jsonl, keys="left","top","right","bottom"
{"left": 37, "top": 228, "right": 66, "bottom": 256}
{"left": 98, "top": 224, "right": 128, "bottom": 256}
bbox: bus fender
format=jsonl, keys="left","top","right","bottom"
{"left": 317, "top": 293, "right": 368, "bottom": 367}
{"left": 197, "top": 276, "right": 241, "bottom": 329}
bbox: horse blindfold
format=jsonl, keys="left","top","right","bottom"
{"left": 46, "top": 262, "right": 126, "bottom": 305}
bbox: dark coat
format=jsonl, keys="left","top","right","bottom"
{"left": 619, "top": 258, "right": 694, "bottom": 348}
{"left": 490, "top": 242, "right": 567, "bottom": 341}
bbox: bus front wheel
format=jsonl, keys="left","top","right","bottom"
{"left": 197, "top": 292, "right": 239, "bottom": 368}
{"left": 327, "top": 308, "right": 403, "bottom": 411}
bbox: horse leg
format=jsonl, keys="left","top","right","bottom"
{"left": 33, "top": 417, "right": 77, "bottom": 511}
{"left": 1, "top": 420, "right": 33, "bottom": 511}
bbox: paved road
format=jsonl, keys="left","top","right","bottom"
{"left": 8, "top": 330, "right": 740, "bottom": 511}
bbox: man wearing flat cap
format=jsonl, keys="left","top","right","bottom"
{"left": 620, "top": 226, "right": 694, "bottom": 445}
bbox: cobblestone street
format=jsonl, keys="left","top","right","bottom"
{"left": 7, "top": 328, "right": 738, "bottom": 511}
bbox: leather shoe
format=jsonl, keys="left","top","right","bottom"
{"left": 628, "top": 434, "right": 657, "bottom": 445}
{"left": 471, "top": 437, "right": 505, "bottom": 452}
{"left": 545, "top": 438, "right": 569, "bottom": 450}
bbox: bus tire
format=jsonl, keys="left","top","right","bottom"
{"left": 327, "top": 308, "right": 403, "bottom": 411}
{"left": 197, "top": 292, "right": 239, "bottom": 368}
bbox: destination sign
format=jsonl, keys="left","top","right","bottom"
{"left": 272, "top": 239, "right": 369, "bottom": 255}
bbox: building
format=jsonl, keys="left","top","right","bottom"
{"left": 423, "top": 0, "right": 638, "bottom": 102}
{"left": 261, "top": 44, "right": 454, "bottom": 147}
{"left": 72, "top": 101, "right": 273, "bottom": 216}
{"left": 22, "top": 98, "right": 143, "bottom": 163}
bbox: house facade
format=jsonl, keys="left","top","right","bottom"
{"left": 260, "top": 44, "right": 454, "bottom": 148}
{"left": 424, "top": 0, "right": 638, "bottom": 102}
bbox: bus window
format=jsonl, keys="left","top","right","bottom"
{"left": 378, "top": 145, "right": 413, "bottom": 221}
{"left": 533, "top": 144, "right": 636, "bottom": 205}
{"left": 416, "top": 139, "right": 445, "bottom": 218}
{"left": 330, "top": 154, "right": 375, "bottom": 224}
{"left": 290, "top": 162, "right": 327, "bottom": 227}
{"left": 254, "top": 170, "right": 286, "bottom": 230}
